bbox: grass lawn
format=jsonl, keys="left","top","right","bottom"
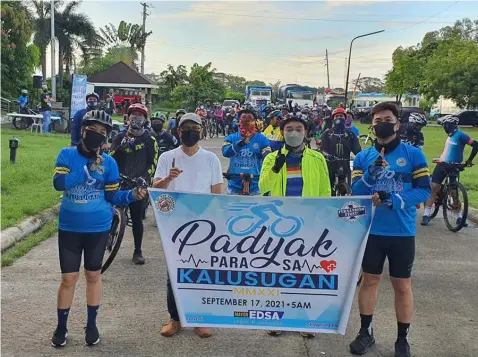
{"left": 1, "top": 129, "right": 69, "bottom": 229}
{"left": 354, "top": 123, "right": 478, "bottom": 208}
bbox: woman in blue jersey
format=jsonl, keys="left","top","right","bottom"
{"left": 51, "top": 110, "right": 147, "bottom": 348}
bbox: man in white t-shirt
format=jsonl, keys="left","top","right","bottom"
{"left": 152, "top": 112, "right": 223, "bottom": 338}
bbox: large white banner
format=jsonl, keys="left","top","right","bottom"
{"left": 149, "top": 189, "right": 374, "bottom": 334}
{"left": 70, "top": 74, "right": 87, "bottom": 118}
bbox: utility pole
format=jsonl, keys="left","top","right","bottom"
{"left": 344, "top": 57, "right": 348, "bottom": 91}
{"left": 50, "top": 0, "right": 56, "bottom": 97}
{"left": 325, "top": 49, "right": 330, "bottom": 89}
{"left": 140, "top": 2, "right": 150, "bottom": 74}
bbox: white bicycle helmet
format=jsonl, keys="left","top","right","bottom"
{"left": 408, "top": 112, "right": 427, "bottom": 126}
{"left": 438, "top": 114, "right": 459, "bottom": 125}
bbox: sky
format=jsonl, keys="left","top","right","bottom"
{"left": 44, "top": 0, "right": 478, "bottom": 89}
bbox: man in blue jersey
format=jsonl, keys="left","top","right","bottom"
{"left": 18, "top": 89, "right": 29, "bottom": 113}
{"left": 222, "top": 108, "right": 271, "bottom": 195}
{"left": 350, "top": 102, "right": 431, "bottom": 357}
{"left": 70, "top": 93, "right": 100, "bottom": 146}
{"left": 51, "top": 110, "right": 146, "bottom": 348}
{"left": 421, "top": 114, "right": 478, "bottom": 226}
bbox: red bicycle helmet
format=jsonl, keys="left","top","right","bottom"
{"left": 331, "top": 107, "right": 346, "bottom": 118}
{"left": 127, "top": 103, "right": 148, "bottom": 117}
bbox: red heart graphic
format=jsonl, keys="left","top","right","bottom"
{"left": 320, "top": 260, "right": 337, "bottom": 273}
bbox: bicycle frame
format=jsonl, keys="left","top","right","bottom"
{"left": 223, "top": 172, "right": 254, "bottom": 195}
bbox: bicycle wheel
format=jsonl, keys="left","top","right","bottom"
{"left": 335, "top": 182, "right": 351, "bottom": 197}
{"left": 359, "top": 135, "right": 373, "bottom": 147}
{"left": 101, "top": 207, "right": 126, "bottom": 274}
{"left": 442, "top": 182, "right": 468, "bottom": 233}
{"left": 12, "top": 116, "right": 31, "bottom": 130}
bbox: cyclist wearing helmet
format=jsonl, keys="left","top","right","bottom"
{"left": 110, "top": 103, "right": 159, "bottom": 264}
{"left": 18, "top": 89, "right": 29, "bottom": 113}
{"left": 51, "top": 110, "right": 146, "bottom": 347}
{"left": 346, "top": 110, "right": 360, "bottom": 137}
{"left": 71, "top": 93, "right": 100, "bottom": 146}
{"left": 151, "top": 112, "right": 178, "bottom": 155}
{"left": 263, "top": 110, "right": 284, "bottom": 152}
{"left": 167, "top": 109, "right": 186, "bottom": 143}
{"left": 421, "top": 114, "right": 478, "bottom": 226}
{"left": 214, "top": 104, "right": 225, "bottom": 136}
{"left": 321, "top": 107, "right": 361, "bottom": 192}
{"left": 222, "top": 108, "right": 271, "bottom": 195}
{"left": 399, "top": 112, "right": 426, "bottom": 149}
{"left": 260, "top": 114, "right": 330, "bottom": 197}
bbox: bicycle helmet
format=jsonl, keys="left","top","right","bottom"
{"left": 408, "top": 112, "right": 427, "bottom": 126}
{"left": 280, "top": 114, "right": 308, "bottom": 131}
{"left": 86, "top": 92, "right": 100, "bottom": 101}
{"left": 238, "top": 108, "right": 257, "bottom": 119}
{"left": 21, "top": 89, "right": 28, "bottom": 94}
{"left": 438, "top": 114, "right": 459, "bottom": 125}
{"left": 176, "top": 109, "right": 186, "bottom": 117}
{"left": 81, "top": 110, "right": 113, "bottom": 132}
{"left": 268, "top": 110, "right": 283, "bottom": 119}
{"left": 346, "top": 110, "right": 354, "bottom": 118}
{"left": 127, "top": 102, "right": 148, "bottom": 117}
{"left": 332, "top": 107, "right": 346, "bottom": 118}
{"left": 152, "top": 111, "right": 166, "bottom": 121}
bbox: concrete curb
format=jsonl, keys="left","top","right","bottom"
{"left": 1, "top": 205, "right": 59, "bottom": 252}
{"left": 468, "top": 206, "right": 478, "bottom": 225}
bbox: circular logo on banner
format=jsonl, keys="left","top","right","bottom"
{"left": 156, "top": 194, "right": 175, "bottom": 214}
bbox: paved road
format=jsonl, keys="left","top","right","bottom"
{"left": 2, "top": 137, "right": 478, "bottom": 357}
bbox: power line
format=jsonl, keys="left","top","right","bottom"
{"left": 157, "top": 5, "right": 457, "bottom": 24}
{"left": 388, "top": 1, "right": 460, "bottom": 33}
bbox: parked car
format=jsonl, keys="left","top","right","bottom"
{"left": 352, "top": 102, "right": 425, "bottom": 124}
{"left": 437, "top": 110, "right": 478, "bottom": 127}
{"left": 222, "top": 99, "right": 240, "bottom": 110}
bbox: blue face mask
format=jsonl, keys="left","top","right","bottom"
{"left": 87, "top": 101, "right": 98, "bottom": 110}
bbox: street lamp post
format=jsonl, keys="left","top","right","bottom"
{"left": 50, "top": 0, "right": 56, "bottom": 98}
{"left": 344, "top": 30, "right": 385, "bottom": 106}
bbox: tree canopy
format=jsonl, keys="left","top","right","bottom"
{"left": 385, "top": 18, "right": 478, "bottom": 108}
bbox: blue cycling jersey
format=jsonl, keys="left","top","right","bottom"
{"left": 352, "top": 141, "right": 431, "bottom": 237}
{"left": 222, "top": 132, "right": 271, "bottom": 194}
{"left": 18, "top": 95, "right": 28, "bottom": 107}
{"left": 439, "top": 130, "right": 472, "bottom": 163}
{"left": 54, "top": 147, "right": 133, "bottom": 233}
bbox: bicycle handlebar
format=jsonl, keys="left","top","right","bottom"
{"left": 222, "top": 172, "right": 254, "bottom": 179}
{"left": 119, "top": 174, "right": 149, "bottom": 188}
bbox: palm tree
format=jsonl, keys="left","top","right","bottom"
{"left": 53, "top": 1, "right": 98, "bottom": 86}
{"left": 30, "top": 0, "right": 51, "bottom": 80}
{"left": 98, "top": 20, "right": 152, "bottom": 67}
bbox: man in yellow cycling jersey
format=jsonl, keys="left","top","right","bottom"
{"left": 263, "top": 110, "right": 284, "bottom": 151}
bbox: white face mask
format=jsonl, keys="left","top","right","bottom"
{"left": 284, "top": 131, "right": 304, "bottom": 148}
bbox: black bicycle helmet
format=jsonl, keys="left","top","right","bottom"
{"left": 280, "top": 114, "right": 308, "bottom": 130}
{"left": 82, "top": 110, "right": 113, "bottom": 132}
{"left": 86, "top": 92, "right": 100, "bottom": 101}
{"left": 176, "top": 109, "right": 186, "bottom": 117}
{"left": 238, "top": 108, "right": 258, "bottom": 119}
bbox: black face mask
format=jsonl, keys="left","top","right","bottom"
{"left": 181, "top": 130, "right": 200, "bottom": 147}
{"left": 373, "top": 122, "right": 397, "bottom": 139}
{"left": 334, "top": 118, "right": 345, "bottom": 132}
{"left": 83, "top": 129, "right": 106, "bottom": 151}
{"left": 152, "top": 123, "right": 163, "bottom": 132}
{"left": 444, "top": 123, "right": 457, "bottom": 134}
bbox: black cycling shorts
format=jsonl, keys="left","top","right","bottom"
{"left": 58, "top": 230, "right": 110, "bottom": 273}
{"left": 431, "top": 164, "right": 458, "bottom": 185}
{"left": 362, "top": 234, "right": 415, "bottom": 278}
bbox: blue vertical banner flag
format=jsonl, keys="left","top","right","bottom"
{"left": 70, "top": 74, "right": 87, "bottom": 118}
{"left": 149, "top": 189, "right": 374, "bottom": 335}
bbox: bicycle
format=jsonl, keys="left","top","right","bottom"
{"left": 101, "top": 174, "right": 149, "bottom": 273}
{"left": 12, "top": 105, "right": 39, "bottom": 130}
{"left": 223, "top": 172, "right": 254, "bottom": 195}
{"left": 428, "top": 159, "right": 471, "bottom": 232}
{"left": 206, "top": 117, "right": 218, "bottom": 138}
{"left": 320, "top": 152, "right": 352, "bottom": 196}
{"left": 359, "top": 126, "right": 374, "bottom": 147}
